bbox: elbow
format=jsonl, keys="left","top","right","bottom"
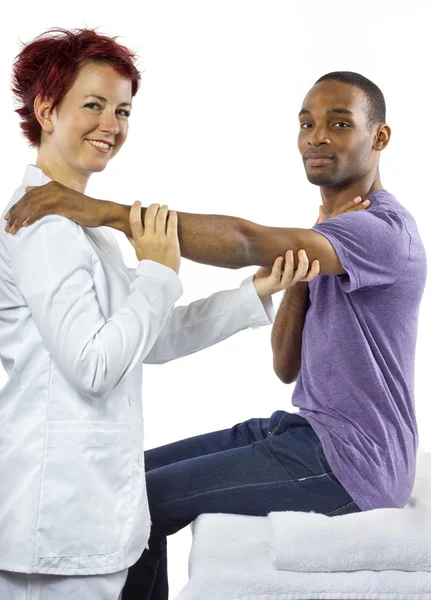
{"left": 69, "top": 359, "right": 115, "bottom": 400}
{"left": 232, "top": 220, "right": 261, "bottom": 268}
{"left": 275, "top": 371, "right": 297, "bottom": 385}
{"left": 73, "top": 377, "right": 113, "bottom": 400}
{"left": 273, "top": 361, "right": 299, "bottom": 385}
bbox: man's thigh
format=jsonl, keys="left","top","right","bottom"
{"left": 145, "top": 415, "right": 271, "bottom": 471}
{"left": 0, "top": 569, "right": 128, "bottom": 600}
{"left": 146, "top": 417, "right": 354, "bottom": 536}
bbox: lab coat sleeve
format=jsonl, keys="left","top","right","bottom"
{"left": 144, "top": 276, "right": 274, "bottom": 364}
{"left": 8, "top": 215, "right": 183, "bottom": 399}
{"left": 127, "top": 267, "right": 137, "bottom": 282}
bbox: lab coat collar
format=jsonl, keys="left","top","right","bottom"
{"left": 21, "top": 165, "right": 129, "bottom": 280}
{"left": 23, "top": 164, "right": 52, "bottom": 187}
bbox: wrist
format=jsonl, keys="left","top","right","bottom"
{"left": 286, "top": 281, "right": 309, "bottom": 296}
{"left": 252, "top": 276, "right": 267, "bottom": 301}
{"left": 102, "top": 201, "right": 130, "bottom": 233}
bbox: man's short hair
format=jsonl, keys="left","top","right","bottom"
{"left": 315, "top": 71, "right": 386, "bottom": 129}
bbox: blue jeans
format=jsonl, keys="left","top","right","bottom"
{"left": 122, "top": 411, "right": 361, "bottom": 600}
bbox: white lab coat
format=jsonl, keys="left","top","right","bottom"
{"left": 0, "top": 165, "right": 273, "bottom": 576}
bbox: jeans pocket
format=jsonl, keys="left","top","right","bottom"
{"left": 268, "top": 410, "right": 289, "bottom": 435}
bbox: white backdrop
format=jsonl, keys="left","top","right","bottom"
{"left": 1, "top": 1, "right": 430, "bottom": 596}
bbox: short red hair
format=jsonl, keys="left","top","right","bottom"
{"left": 11, "top": 28, "right": 141, "bottom": 147}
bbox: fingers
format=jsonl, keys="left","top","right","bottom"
{"left": 354, "top": 199, "right": 370, "bottom": 211}
{"left": 144, "top": 203, "right": 160, "bottom": 233}
{"left": 4, "top": 185, "right": 39, "bottom": 227}
{"left": 166, "top": 210, "right": 179, "bottom": 241}
{"left": 279, "top": 250, "right": 294, "bottom": 286}
{"left": 291, "top": 249, "right": 309, "bottom": 284}
{"left": 302, "top": 259, "right": 320, "bottom": 282}
{"left": 284, "top": 249, "right": 316, "bottom": 284}
{"left": 270, "top": 255, "right": 284, "bottom": 281}
{"left": 130, "top": 201, "right": 145, "bottom": 238}
{"left": 155, "top": 205, "right": 169, "bottom": 234}
{"left": 331, "top": 196, "right": 370, "bottom": 219}
{"left": 348, "top": 196, "right": 370, "bottom": 212}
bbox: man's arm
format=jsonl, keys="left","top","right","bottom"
{"left": 5, "top": 184, "right": 369, "bottom": 275}
{"left": 104, "top": 202, "right": 343, "bottom": 274}
{"left": 271, "top": 283, "right": 308, "bottom": 384}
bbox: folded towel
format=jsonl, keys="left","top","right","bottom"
{"left": 269, "top": 453, "right": 431, "bottom": 573}
{"left": 176, "top": 511, "right": 431, "bottom": 600}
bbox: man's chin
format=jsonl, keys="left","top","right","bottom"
{"left": 305, "top": 171, "right": 337, "bottom": 187}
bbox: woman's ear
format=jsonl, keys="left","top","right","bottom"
{"left": 34, "top": 94, "right": 54, "bottom": 134}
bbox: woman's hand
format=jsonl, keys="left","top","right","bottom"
{"left": 253, "top": 249, "right": 319, "bottom": 300}
{"left": 127, "top": 202, "right": 181, "bottom": 275}
{"left": 4, "top": 181, "right": 103, "bottom": 233}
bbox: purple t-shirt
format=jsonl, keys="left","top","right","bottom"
{"left": 293, "top": 190, "right": 427, "bottom": 511}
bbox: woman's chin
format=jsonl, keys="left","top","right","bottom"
{"left": 83, "top": 159, "right": 109, "bottom": 174}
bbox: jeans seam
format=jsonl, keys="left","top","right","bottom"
{"left": 324, "top": 500, "right": 357, "bottom": 516}
{"left": 269, "top": 413, "right": 288, "bottom": 436}
{"left": 156, "top": 472, "right": 333, "bottom": 507}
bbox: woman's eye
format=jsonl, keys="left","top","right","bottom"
{"left": 85, "top": 102, "right": 101, "bottom": 110}
{"left": 116, "top": 109, "right": 131, "bottom": 118}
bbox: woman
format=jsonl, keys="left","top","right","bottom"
{"left": 0, "top": 28, "right": 313, "bottom": 599}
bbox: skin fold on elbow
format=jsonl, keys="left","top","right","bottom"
{"left": 273, "top": 361, "right": 300, "bottom": 384}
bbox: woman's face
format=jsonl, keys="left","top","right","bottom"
{"left": 46, "top": 61, "right": 133, "bottom": 176}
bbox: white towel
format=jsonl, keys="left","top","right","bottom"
{"left": 176, "top": 512, "right": 431, "bottom": 600}
{"left": 269, "top": 453, "right": 431, "bottom": 573}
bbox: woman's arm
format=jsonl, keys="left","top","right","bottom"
{"left": 144, "top": 277, "right": 272, "bottom": 364}
{"left": 7, "top": 213, "right": 182, "bottom": 399}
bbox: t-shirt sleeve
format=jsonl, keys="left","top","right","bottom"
{"left": 312, "top": 209, "right": 411, "bottom": 292}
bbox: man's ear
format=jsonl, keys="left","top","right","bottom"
{"left": 373, "top": 124, "right": 391, "bottom": 151}
{"left": 34, "top": 94, "right": 55, "bottom": 134}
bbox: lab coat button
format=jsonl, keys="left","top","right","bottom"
{"left": 128, "top": 396, "right": 132, "bottom": 406}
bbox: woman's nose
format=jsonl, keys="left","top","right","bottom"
{"left": 99, "top": 113, "right": 120, "bottom": 135}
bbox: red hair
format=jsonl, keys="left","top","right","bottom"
{"left": 11, "top": 28, "right": 141, "bottom": 147}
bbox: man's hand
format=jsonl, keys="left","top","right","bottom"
{"left": 315, "top": 196, "right": 370, "bottom": 226}
{"left": 253, "top": 249, "right": 319, "bottom": 300}
{"left": 4, "top": 181, "right": 103, "bottom": 234}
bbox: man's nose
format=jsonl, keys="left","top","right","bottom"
{"left": 308, "top": 126, "right": 330, "bottom": 146}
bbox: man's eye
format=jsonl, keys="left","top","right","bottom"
{"left": 300, "top": 123, "right": 312, "bottom": 129}
{"left": 333, "top": 122, "right": 349, "bottom": 128}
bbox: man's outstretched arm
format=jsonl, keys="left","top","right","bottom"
{"left": 4, "top": 183, "right": 368, "bottom": 274}
{"left": 104, "top": 201, "right": 342, "bottom": 274}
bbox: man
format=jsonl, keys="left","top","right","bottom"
{"left": 4, "top": 72, "right": 427, "bottom": 600}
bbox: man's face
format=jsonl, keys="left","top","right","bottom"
{"left": 298, "top": 80, "right": 378, "bottom": 188}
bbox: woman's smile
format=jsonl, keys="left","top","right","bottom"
{"left": 85, "top": 139, "right": 114, "bottom": 154}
